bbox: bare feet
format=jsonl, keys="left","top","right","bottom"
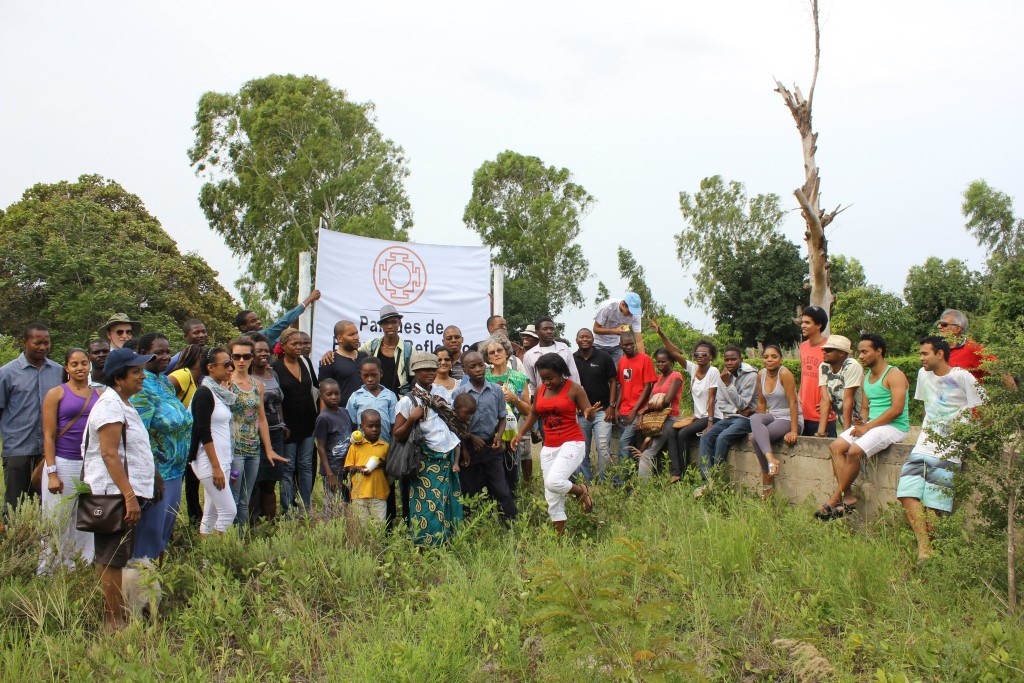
{"left": 577, "top": 484, "right": 594, "bottom": 513}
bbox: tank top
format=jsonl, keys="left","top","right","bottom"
{"left": 55, "top": 384, "right": 98, "bottom": 459}
{"left": 535, "top": 380, "right": 584, "bottom": 447}
{"left": 864, "top": 366, "right": 910, "bottom": 432}
{"left": 760, "top": 370, "right": 801, "bottom": 420}
{"left": 231, "top": 380, "right": 262, "bottom": 459}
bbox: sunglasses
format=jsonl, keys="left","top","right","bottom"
{"left": 937, "top": 321, "right": 955, "bottom": 328}
{"left": 218, "top": 360, "right": 234, "bottom": 369}
{"left": 231, "top": 353, "right": 254, "bottom": 361}
{"left": 437, "top": 357, "right": 452, "bottom": 363}
{"left": 112, "top": 329, "right": 133, "bottom": 336}
{"left": 694, "top": 351, "right": 710, "bottom": 358}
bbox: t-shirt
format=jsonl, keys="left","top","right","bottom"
{"left": 314, "top": 407, "right": 353, "bottom": 475}
{"left": 318, "top": 351, "right": 368, "bottom": 407}
{"left": 82, "top": 388, "right": 155, "bottom": 499}
{"left": 346, "top": 386, "right": 398, "bottom": 443}
{"left": 592, "top": 298, "right": 641, "bottom": 348}
{"left": 397, "top": 392, "right": 461, "bottom": 454}
{"left": 651, "top": 370, "right": 684, "bottom": 417}
{"left": 685, "top": 361, "right": 725, "bottom": 420}
{"left": 948, "top": 339, "right": 995, "bottom": 382}
{"left": 523, "top": 341, "right": 582, "bottom": 393}
{"left": 572, "top": 349, "right": 616, "bottom": 409}
{"left": 913, "top": 367, "right": 983, "bottom": 462}
{"left": 345, "top": 440, "right": 390, "bottom": 499}
{"left": 617, "top": 352, "right": 656, "bottom": 415}
{"left": 817, "top": 357, "right": 865, "bottom": 429}
{"left": 169, "top": 367, "right": 198, "bottom": 407}
{"left": 800, "top": 339, "right": 833, "bottom": 422}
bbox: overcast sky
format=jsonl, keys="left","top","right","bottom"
{"left": 2, "top": 1, "right": 1021, "bottom": 341}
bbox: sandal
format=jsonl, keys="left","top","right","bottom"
{"left": 578, "top": 484, "right": 594, "bottom": 513}
{"left": 814, "top": 504, "right": 834, "bottom": 520}
{"left": 830, "top": 501, "right": 856, "bottom": 519}
{"left": 767, "top": 461, "right": 781, "bottom": 477}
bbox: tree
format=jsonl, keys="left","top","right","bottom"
{"left": 775, "top": 0, "right": 846, "bottom": 323}
{"left": 0, "top": 175, "right": 238, "bottom": 350}
{"left": 190, "top": 74, "right": 412, "bottom": 312}
{"left": 903, "top": 257, "right": 986, "bottom": 336}
{"left": 594, "top": 281, "right": 611, "bottom": 305}
{"left": 464, "top": 151, "right": 593, "bottom": 334}
{"left": 962, "top": 179, "right": 1024, "bottom": 260}
{"left": 617, "top": 247, "right": 665, "bottom": 319}
{"left": 830, "top": 286, "right": 917, "bottom": 356}
{"left": 829, "top": 255, "right": 867, "bottom": 297}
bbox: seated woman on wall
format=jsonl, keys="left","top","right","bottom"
{"left": 749, "top": 345, "right": 802, "bottom": 499}
{"left": 629, "top": 348, "right": 683, "bottom": 480}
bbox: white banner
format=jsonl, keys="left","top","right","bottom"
{"left": 312, "top": 230, "right": 491, "bottom": 362}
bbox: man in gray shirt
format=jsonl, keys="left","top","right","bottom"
{"left": 592, "top": 292, "right": 643, "bottom": 365}
{"left": 697, "top": 346, "right": 758, "bottom": 480}
{"left": 0, "top": 323, "right": 63, "bottom": 514}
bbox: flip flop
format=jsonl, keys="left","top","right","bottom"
{"left": 768, "top": 462, "right": 781, "bottom": 477}
{"left": 814, "top": 504, "right": 834, "bottom": 520}
{"left": 578, "top": 483, "right": 594, "bottom": 513}
{"left": 830, "top": 502, "right": 856, "bottom": 518}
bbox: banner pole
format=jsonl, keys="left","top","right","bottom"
{"left": 493, "top": 264, "right": 504, "bottom": 316}
{"left": 298, "top": 251, "right": 312, "bottom": 334}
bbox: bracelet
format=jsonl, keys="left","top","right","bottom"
{"left": 124, "top": 492, "right": 136, "bottom": 500}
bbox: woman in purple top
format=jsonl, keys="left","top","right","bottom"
{"left": 39, "top": 348, "right": 101, "bottom": 571}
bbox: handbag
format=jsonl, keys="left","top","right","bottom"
{"left": 638, "top": 408, "right": 671, "bottom": 437}
{"left": 32, "top": 388, "right": 98, "bottom": 492}
{"left": 385, "top": 397, "right": 425, "bottom": 480}
{"left": 75, "top": 422, "right": 131, "bottom": 535}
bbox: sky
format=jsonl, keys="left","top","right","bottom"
{"left": 2, "top": 0, "right": 1022, "bottom": 342}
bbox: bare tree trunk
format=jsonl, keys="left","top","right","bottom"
{"left": 1008, "top": 448, "right": 1018, "bottom": 616}
{"left": 775, "top": 0, "right": 845, "bottom": 328}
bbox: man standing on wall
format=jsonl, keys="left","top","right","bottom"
{"left": 592, "top": 293, "right": 643, "bottom": 365}
{"left": 799, "top": 306, "right": 835, "bottom": 437}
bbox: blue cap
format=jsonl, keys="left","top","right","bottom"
{"left": 624, "top": 292, "right": 642, "bottom": 315}
{"left": 102, "top": 348, "right": 154, "bottom": 379}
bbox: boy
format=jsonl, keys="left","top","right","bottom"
{"left": 345, "top": 409, "right": 389, "bottom": 524}
{"left": 314, "top": 379, "right": 353, "bottom": 517}
{"left": 347, "top": 357, "right": 398, "bottom": 443}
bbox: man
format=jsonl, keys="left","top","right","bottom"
{"left": 897, "top": 336, "right": 983, "bottom": 560}
{"left": 165, "top": 318, "right": 208, "bottom": 374}
{"left": 697, "top": 346, "right": 757, "bottom": 480}
{"left": 522, "top": 318, "right": 581, "bottom": 394}
{"left": 452, "top": 352, "right": 517, "bottom": 522}
{"left": 572, "top": 329, "right": 618, "bottom": 483}
{"left": 471, "top": 315, "right": 515, "bottom": 353}
{"left": 818, "top": 333, "right": 910, "bottom": 520}
{"left": 98, "top": 313, "right": 142, "bottom": 350}
{"left": 442, "top": 326, "right": 466, "bottom": 380}
{"left": 518, "top": 325, "right": 539, "bottom": 360}
{"left": 615, "top": 332, "right": 655, "bottom": 479}
{"left": 357, "top": 305, "right": 414, "bottom": 396}
{"left": 0, "top": 323, "right": 63, "bottom": 514}
{"left": 318, "top": 320, "right": 367, "bottom": 406}
{"left": 592, "top": 292, "right": 643, "bottom": 365}
{"left": 816, "top": 335, "right": 865, "bottom": 436}
{"left": 799, "top": 305, "right": 835, "bottom": 436}
{"left": 87, "top": 339, "right": 110, "bottom": 390}
{"left": 235, "top": 288, "right": 321, "bottom": 346}
{"left": 937, "top": 309, "right": 993, "bottom": 382}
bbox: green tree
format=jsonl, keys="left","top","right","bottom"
{"left": 617, "top": 247, "right": 665, "bottom": 318}
{"left": 464, "top": 151, "right": 593, "bottom": 334}
{"left": 903, "top": 257, "right": 985, "bottom": 335}
{"left": 962, "top": 179, "right": 1024, "bottom": 260}
{"left": 829, "top": 255, "right": 867, "bottom": 297}
{"left": 190, "top": 74, "right": 412, "bottom": 312}
{"left": 0, "top": 175, "right": 238, "bottom": 350}
{"left": 594, "top": 281, "right": 611, "bottom": 305}
{"left": 830, "top": 286, "right": 917, "bottom": 356}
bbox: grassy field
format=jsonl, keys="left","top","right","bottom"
{"left": 1, "top": 471, "right": 1021, "bottom": 682}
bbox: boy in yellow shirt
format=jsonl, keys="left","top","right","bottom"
{"left": 345, "top": 409, "right": 389, "bottom": 524}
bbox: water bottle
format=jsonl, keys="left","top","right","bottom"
{"left": 230, "top": 468, "right": 240, "bottom": 483}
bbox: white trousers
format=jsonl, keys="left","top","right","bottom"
{"left": 199, "top": 475, "right": 237, "bottom": 534}
{"left": 39, "top": 457, "right": 94, "bottom": 573}
{"left": 540, "top": 441, "right": 586, "bottom": 522}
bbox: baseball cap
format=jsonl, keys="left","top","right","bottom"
{"left": 623, "top": 292, "right": 642, "bottom": 316}
{"left": 103, "top": 348, "right": 154, "bottom": 379}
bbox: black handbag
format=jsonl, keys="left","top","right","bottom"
{"left": 76, "top": 423, "right": 131, "bottom": 535}
{"left": 385, "top": 397, "right": 425, "bottom": 481}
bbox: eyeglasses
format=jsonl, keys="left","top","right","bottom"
{"left": 437, "top": 358, "right": 452, "bottom": 363}
{"left": 937, "top": 321, "right": 955, "bottom": 328}
{"left": 487, "top": 348, "right": 506, "bottom": 355}
{"left": 219, "top": 360, "right": 234, "bottom": 369}
{"left": 112, "top": 329, "right": 133, "bottom": 336}
{"left": 231, "top": 353, "right": 254, "bottom": 361}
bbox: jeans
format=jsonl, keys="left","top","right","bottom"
{"left": 281, "top": 436, "right": 315, "bottom": 513}
{"left": 637, "top": 420, "right": 675, "bottom": 480}
{"left": 594, "top": 344, "right": 624, "bottom": 367}
{"left": 3, "top": 455, "right": 40, "bottom": 517}
{"left": 671, "top": 417, "right": 708, "bottom": 477}
{"left": 230, "top": 454, "right": 261, "bottom": 528}
{"left": 803, "top": 420, "right": 836, "bottom": 438}
{"left": 133, "top": 475, "right": 183, "bottom": 560}
{"left": 575, "top": 410, "right": 613, "bottom": 483}
{"left": 698, "top": 417, "right": 752, "bottom": 480}
{"left": 613, "top": 419, "right": 640, "bottom": 483}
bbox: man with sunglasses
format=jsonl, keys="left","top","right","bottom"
{"left": 98, "top": 313, "right": 142, "bottom": 350}
{"left": 937, "top": 309, "right": 992, "bottom": 382}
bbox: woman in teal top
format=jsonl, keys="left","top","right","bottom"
{"left": 131, "top": 333, "right": 195, "bottom": 560}
{"left": 482, "top": 336, "right": 531, "bottom": 490}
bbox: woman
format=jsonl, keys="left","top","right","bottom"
{"left": 81, "top": 347, "right": 157, "bottom": 631}
{"left": 631, "top": 349, "right": 683, "bottom": 480}
{"left": 749, "top": 344, "right": 803, "bottom": 498}
{"left": 432, "top": 346, "right": 458, "bottom": 403}
{"left": 272, "top": 327, "right": 319, "bottom": 513}
{"left": 168, "top": 344, "right": 204, "bottom": 407}
{"left": 482, "top": 335, "right": 531, "bottom": 490}
{"left": 228, "top": 336, "right": 285, "bottom": 527}
{"left": 130, "top": 333, "right": 194, "bottom": 560}
{"left": 249, "top": 334, "right": 287, "bottom": 524}
{"left": 39, "top": 349, "right": 100, "bottom": 571}
{"left": 513, "top": 353, "right": 599, "bottom": 535}
{"left": 188, "top": 347, "right": 237, "bottom": 536}
{"left": 393, "top": 351, "right": 463, "bottom": 547}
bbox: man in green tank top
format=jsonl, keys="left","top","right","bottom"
{"left": 816, "top": 333, "right": 910, "bottom": 520}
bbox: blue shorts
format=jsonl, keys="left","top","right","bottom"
{"left": 896, "top": 452, "right": 959, "bottom": 513}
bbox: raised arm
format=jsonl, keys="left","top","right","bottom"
{"left": 647, "top": 317, "right": 687, "bottom": 366}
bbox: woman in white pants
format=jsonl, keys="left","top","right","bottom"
{"left": 188, "top": 348, "right": 237, "bottom": 536}
{"left": 512, "top": 353, "right": 599, "bottom": 535}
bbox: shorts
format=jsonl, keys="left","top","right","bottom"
{"left": 94, "top": 525, "right": 139, "bottom": 569}
{"left": 838, "top": 424, "right": 908, "bottom": 458}
{"left": 896, "top": 452, "right": 959, "bottom": 513}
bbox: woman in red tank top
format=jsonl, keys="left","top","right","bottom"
{"left": 512, "top": 352, "right": 599, "bottom": 534}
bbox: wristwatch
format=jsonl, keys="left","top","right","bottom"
{"left": 43, "top": 464, "right": 58, "bottom": 475}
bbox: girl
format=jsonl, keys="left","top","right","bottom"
{"left": 189, "top": 348, "right": 237, "bottom": 535}
{"left": 432, "top": 346, "right": 458, "bottom": 403}
{"left": 749, "top": 345, "right": 802, "bottom": 498}
{"left": 631, "top": 348, "right": 683, "bottom": 480}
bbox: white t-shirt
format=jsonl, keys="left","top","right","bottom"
{"left": 685, "top": 361, "right": 725, "bottom": 420}
{"left": 82, "top": 388, "right": 156, "bottom": 499}
{"left": 592, "top": 298, "right": 641, "bottom": 348}
{"left": 523, "top": 341, "right": 582, "bottom": 393}
{"left": 191, "top": 391, "right": 234, "bottom": 479}
{"left": 913, "top": 367, "right": 983, "bottom": 462}
{"left": 397, "top": 390, "right": 461, "bottom": 454}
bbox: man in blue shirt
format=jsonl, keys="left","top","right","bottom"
{"left": 0, "top": 323, "right": 63, "bottom": 515}
{"left": 452, "top": 351, "right": 517, "bottom": 522}
{"left": 236, "top": 289, "right": 321, "bottom": 346}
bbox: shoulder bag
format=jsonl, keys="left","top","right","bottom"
{"left": 32, "top": 389, "right": 98, "bottom": 492}
{"left": 75, "top": 421, "right": 131, "bottom": 535}
{"left": 385, "top": 397, "right": 424, "bottom": 480}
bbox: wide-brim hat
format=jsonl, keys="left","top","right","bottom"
{"left": 822, "top": 335, "right": 853, "bottom": 354}
{"left": 378, "top": 304, "right": 404, "bottom": 324}
{"left": 99, "top": 313, "right": 142, "bottom": 337}
{"left": 520, "top": 324, "right": 539, "bottom": 339}
{"left": 410, "top": 351, "right": 438, "bottom": 371}
{"left": 103, "top": 348, "right": 154, "bottom": 379}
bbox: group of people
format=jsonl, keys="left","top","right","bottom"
{"left": 0, "top": 286, "right": 993, "bottom": 628}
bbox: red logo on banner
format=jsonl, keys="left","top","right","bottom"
{"left": 373, "top": 246, "right": 428, "bottom": 306}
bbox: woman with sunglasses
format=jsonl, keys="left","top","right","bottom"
{"left": 228, "top": 337, "right": 286, "bottom": 529}
{"left": 188, "top": 347, "right": 238, "bottom": 536}
{"left": 432, "top": 346, "right": 458, "bottom": 403}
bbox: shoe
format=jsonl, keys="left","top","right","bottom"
{"left": 693, "top": 485, "right": 707, "bottom": 499}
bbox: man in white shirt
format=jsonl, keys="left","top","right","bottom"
{"left": 592, "top": 293, "right": 643, "bottom": 365}
{"left": 816, "top": 335, "right": 865, "bottom": 435}
{"left": 897, "top": 335, "right": 984, "bottom": 561}
{"left": 523, "top": 317, "right": 581, "bottom": 394}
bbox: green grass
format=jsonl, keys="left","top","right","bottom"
{"left": 1, "top": 475, "right": 1021, "bottom": 682}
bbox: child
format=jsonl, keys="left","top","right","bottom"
{"left": 452, "top": 392, "right": 477, "bottom": 469}
{"left": 347, "top": 357, "right": 398, "bottom": 442}
{"left": 345, "top": 409, "right": 390, "bottom": 524}
{"left": 314, "top": 379, "right": 353, "bottom": 517}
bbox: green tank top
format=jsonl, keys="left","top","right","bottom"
{"left": 864, "top": 365, "right": 909, "bottom": 432}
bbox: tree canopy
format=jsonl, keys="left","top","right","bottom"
{"left": 830, "top": 285, "right": 917, "bottom": 356}
{"left": 829, "top": 255, "right": 867, "bottom": 297}
{"left": 190, "top": 74, "right": 412, "bottom": 312}
{"left": 903, "top": 257, "right": 986, "bottom": 336}
{"left": 962, "top": 179, "right": 1024, "bottom": 260}
{"left": 0, "top": 175, "right": 238, "bottom": 350}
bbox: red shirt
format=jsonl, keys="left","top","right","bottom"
{"left": 617, "top": 352, "right": 656, "bottom": 415}
{"left": 536, "top": 380, "right": 585, "bottom": 447}
{"left": 652, "top": 370, "right": 685, "bottom": 417}
{"left": 949, "top": 339, "right": 994, "bottom": 382}
{"left": 800, "top": 339, "right": 834, "bottom": 422}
